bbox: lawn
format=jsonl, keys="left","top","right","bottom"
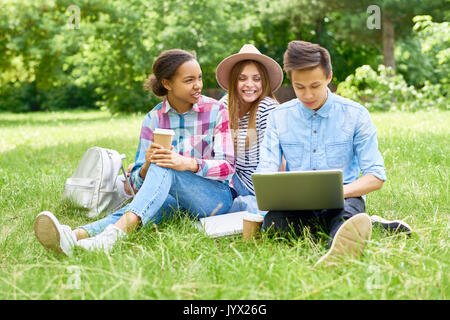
{"left": 0, "top": 109, "right": 448, "bottom": 300}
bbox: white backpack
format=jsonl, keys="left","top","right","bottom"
{"left": 61, "top": 147, "right": 135, "bottom": 218}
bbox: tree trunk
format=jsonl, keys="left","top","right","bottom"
{"left": 296, "top": 27, "right": 302, "bottom": 40}
{"left": 382, "top": 11, "right": 396, "bottom": 71}
{"left": 30, "top": 81, "right": 41, "bottom": 112}
{"left": 315, "top": 18, "right": 324, "bottom": 43}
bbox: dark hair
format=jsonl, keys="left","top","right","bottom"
{"left": 144, "top": 49, "right": 196, "bottom": 97}
{"left": 283, "top": 41, "right": 332, "bottom": 78}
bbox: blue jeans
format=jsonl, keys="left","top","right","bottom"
{"left": 228, "top": 174, "right": 267, "bottom": 215}
{"left": 80, "top": 164, "right": 232, "bottom": 236}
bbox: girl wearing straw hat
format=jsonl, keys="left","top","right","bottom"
{"left": 215, "top": 44, "right": 285, "bottom": 213}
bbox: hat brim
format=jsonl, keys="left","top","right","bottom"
{"left": 215, "top": 52, "right": 283, "bottom": 92}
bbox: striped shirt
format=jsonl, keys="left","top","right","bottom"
{"left": 129, "top": 95, "right": 235, "bottom": 192}
{"left": 221, "top": 96, "right": 278, "bottom": 194}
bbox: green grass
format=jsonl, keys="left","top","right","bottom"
{"left": 0, "top": 110, "right": 448, "bottom": 300}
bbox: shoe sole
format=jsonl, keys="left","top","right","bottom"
{"left": 315, "top": 213, "right": 372, "bottom": 267}
{"left": 371, "top": 216, "right": 412, "bottom": 235}
{"left": 34, "top": 212, "right": 63, "bottom": 254}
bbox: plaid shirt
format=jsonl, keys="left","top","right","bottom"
{"left": 130, "top": 95, "right": 235, "bottom": 192}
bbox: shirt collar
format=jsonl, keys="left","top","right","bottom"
{"left": 299, "top": 88, "right": 333, "bottom": 119}
{"left": 161, "top": 96, "right": 202, "bottom": 114}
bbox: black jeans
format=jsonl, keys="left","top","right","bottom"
{"left": 262, "top": 197, "right": 365, "bottom": 247}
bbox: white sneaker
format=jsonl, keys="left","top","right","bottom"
{"left": 315, "top": 213, "right": 372, "bottom": 267}
{"left": 76, "top": 224, "right": 126, "bottom": 253}
{"left": 371, "top": 215, "right": 412, "bottom": 235}
{"left": 34, "top": 211, "right": 77, "bottom": 256}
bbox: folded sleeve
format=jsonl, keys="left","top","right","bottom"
{"left": 353, "top": 108, "right": 387, "bottom": 181}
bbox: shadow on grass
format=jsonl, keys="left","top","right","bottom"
{"left": 0, "top": 131, "right": 136, "bottom": 166}
{"left": 0, "top": 114, "right": 116, "bottom": 128}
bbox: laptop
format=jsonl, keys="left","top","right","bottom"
{"left": 251, "top": 170, "right": 344, "bottom": 211}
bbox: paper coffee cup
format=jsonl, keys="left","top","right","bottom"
{"left": 153, "top": 128, "right": 175, "bottom": 149}
{"left": 242, "top": 212, "right": 264, "bottom": 241}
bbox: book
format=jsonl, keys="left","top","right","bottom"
{"left": 195, "top": 211, "right": 249, "bottom": 238}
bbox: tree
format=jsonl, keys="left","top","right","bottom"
{"left": 323, "top": 0, "right": 448, "bottom": 71}
{"left": 396, "top": 15, "right": 449, "bottom": 91}
{"left": 151, "top": 0, "right": 261, "bottom": 88}
{"left": 251, "top": 0, "right": 381, "bottom": 84}
{"left": 0, "top": 0, "right": 120, "bottom": 111}
{"left": 0, "top": 0, "right": 262, "bottom": 112}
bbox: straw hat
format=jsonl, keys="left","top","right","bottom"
{"left": 215, "top": 44, "right": 283, "bottom": 92}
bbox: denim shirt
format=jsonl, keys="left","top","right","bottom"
{"left": 256, "top": 89, "right": 387, "bottom": 184}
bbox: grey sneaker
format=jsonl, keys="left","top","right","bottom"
{"left": 34, "top": 211, "right": 77, "bottom": 256}
{"left": 371, "top": 215, "right": 412, "bottom": 235}
{"left": 315, "top": 213, "right": 372, "bottom": 267}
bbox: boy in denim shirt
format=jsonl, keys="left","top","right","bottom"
{"left": 257, "top": 41, "right": 407, "bottom": 266}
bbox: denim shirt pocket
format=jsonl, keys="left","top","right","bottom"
{"left": 325, "top": 141, "right": 353, "bottom": 168}
{"left": 281, "top": 141, "right": 303, "bottom": 169}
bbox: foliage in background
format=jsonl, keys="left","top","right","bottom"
{"left": 252, "top": 0, "right": 382, "bottom": 86}
{"left": 0, "top": 82, "right": 100, "bottom": 112}
{"left": 337, "top": 65, "right": 417, "bottom": 111}
{"left": 0, "top": 0, "right": 110, "bottom": 112}
{"left": 0, "top": 0, "right": 260, "bottom": 113}
{"left": 396, "top": 16, "right": 449, "bottom": 91}
{"left": 337, "top": 16, "right": 449, "bottom": 112}
{"left": 0, "top": 0, "right": 448, "bottom": 113}
{"left": 322, "top": 0, "right": 447, "bottom": 70}
{"left": 337, "top": 65, "right": 447, "bottom": 112}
